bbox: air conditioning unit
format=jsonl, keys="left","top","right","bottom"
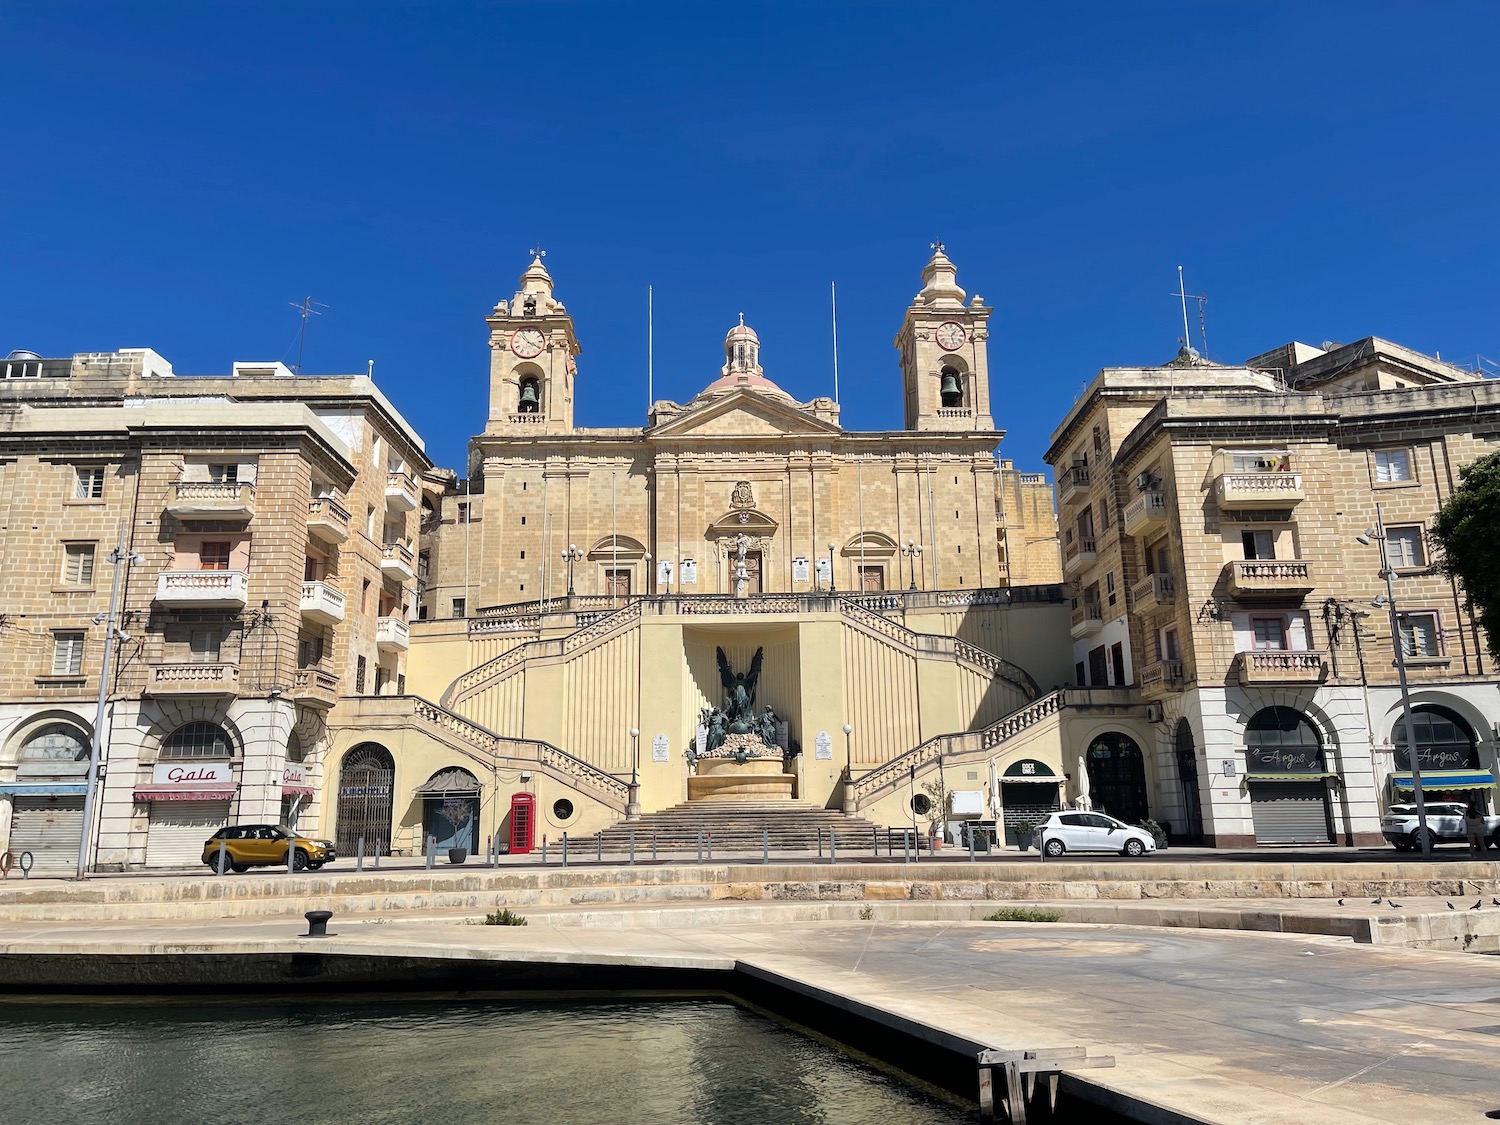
{"left": 1145, "top": 702, "right": 1165, "bottom": 723}
{"left": 1135, "top": 472, "right": 1160, "bottom": 491}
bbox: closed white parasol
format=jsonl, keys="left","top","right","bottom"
{"left": 1074, "top": 753, "right": 1093, "bottom": 812}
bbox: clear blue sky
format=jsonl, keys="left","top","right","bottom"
{"left": 4, "top": 3, "right": 1496, "bottom": 475}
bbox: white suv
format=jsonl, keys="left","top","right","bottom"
{"left": 1035, "top": 812, "right": 1158, "bottom": 857}
{"left": 1381, "top": 802, "right": 1499, "bottom": 851}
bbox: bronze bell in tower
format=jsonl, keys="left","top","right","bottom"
{"left": 518, "top": 381, "right": 540, "bottom": 413}
{"left": 939, "top": 370, "right": 963, "bottom": 408}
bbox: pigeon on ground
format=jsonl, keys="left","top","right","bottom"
{"left": 1493, "top": 898, "right": 1500, "bottom": 907}
{"left": 1472, "top": 900, "right": 1482, "bottom": 910}
{"left": 1371, "top": 896, "right": 1383, "bottom": 904}
{"left": 1389, "top": 900, "right": 1403, "bottom": 908}
{"left": 1447, "top": 901, "right": 1455, "bottom": 909}
{"left": 1337, "top": 897, "right": 1345, "bottom": 905}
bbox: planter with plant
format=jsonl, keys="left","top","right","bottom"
{"left": 1136, "top": 819, "right": 1169, "bottom": 850}
{"left": 1014, "top": 820, "right": 1039, "bottom": 851}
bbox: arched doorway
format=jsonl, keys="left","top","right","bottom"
{"left": 1245, "top": 706, "right": 1332, "bottom": 844}
{"left": 1174, "top": 718, "right": 1203, "bottom": 842}
{"left": 1085, "top": 733, "right": 1149, "bottom": 824}
{"left": 142, "top": 721, "right": 240, "bottom": 869}
{"left": 10, "top": 723, "right": 91, "bottom": 875}
{"left": 417, "top": 767, "right": 480, "bottom": 855}
{"left": 1391, "top": 705, "right": 1487, "bottom": 807}
{"left": 336, "top": 743, "right": 395, "bottom": 857}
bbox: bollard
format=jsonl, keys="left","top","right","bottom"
{"left": 542, "top": 835, "right": 548, "bottom": 865}
{"left": 968, "top": 829, "right": 975, "bottom": 863}
{"left": 303, "top": 910, "right": 333, "bottom": 938}
{"left": 830, "top": 828, "right": 837, "bottom": 864}
{"left": 652, "top": 832, "right": 658, "bottom": 862}
{"left": 903, "top": 830, "right": 910, "bottom": 864}
{"left": 873, "top": 826, "right": 878, "bottom": 858}
{"left": 914, "top": 828, "right": 921, "bottom": 862}
{"left": 596, "top": 834, "right": 602, "bottom": 863}
{"left": 817, "top": 827, "right": 823, "bottom": 859}
{"left": 707, "top": 832, "right": 713, "bottom": 862}
{"left": 217, "top": 836, "right": 228, "bottom": 876}
{"left": 696, "top": 831, "right": 703, "bottom": 864}
{"left": 356, "top": 836, "right": 365, "bottom": 873}
{"left": 763, "top": 827, "right": 769, "bottom": 865}
{"left": 629, "top": 831, "right": 636, "bottom": 866}
{"left": 562, "top": 831, "right": 569, "bottom": 867}
{"left": 374, "top": 843, "right": 380, "bottom": 868}
{"left": 426, "top": 834, "right": 435, "bottom": 869}
{"left": 1037, "top": 828, "right": 1046, "bottom": 864}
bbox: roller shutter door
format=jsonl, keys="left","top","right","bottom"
{"left": 1000, "top": 783, "right": 1060, "bottom": 846}
{"left": 1249, "top": 781, "right": 1331, "bottom": 844}
{"left": 9, "top": 797, "right": 84, "bottom": 875}
{"left": 145, "top": 801, "right": 231, "bottom": 869}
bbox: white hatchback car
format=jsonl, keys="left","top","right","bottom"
{"left": 1035, "top": 812, "right": 1157, "bottom": 857}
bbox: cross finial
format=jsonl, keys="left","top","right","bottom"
{"left": 738, "top": 311, "right": 745, "bottom": 327}
{"left": 930, "top": 239, "right": 945, "bottom": 254}
{"left": 529, "top": 245, "right": 547, "bottom": 261}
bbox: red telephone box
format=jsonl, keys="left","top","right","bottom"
{"left": 509, "top": 792, "right": 536, "bottom": 854}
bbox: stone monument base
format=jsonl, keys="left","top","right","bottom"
{"left": 687, "top": 756, "right": 795, "bottom": 801}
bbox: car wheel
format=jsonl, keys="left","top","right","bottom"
{"left": 292, "top": 849, "right": 310, "bottom": 872}
{"left": 231, "top": 863, "right": 249, "bottom": 873}
{"left": 1043, "top": 838, "right": 1066, "bottom": 858}
{"left": 1390, "top": 840, "right": 1410, "bottom": 852}
{"left": 1123, "top": 838, "right": 1146, "bottom": 858}
{"left": 1410, "top": 828, "right": 1434, "bottom": 852}
{"left": 210, "top": 851, "right": 234, "bottom": 875}
{"left": 308, "top": 861, "right": 325, "bottom": 870}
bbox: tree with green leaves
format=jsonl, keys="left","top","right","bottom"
{"left": 1429, "top": 449, "right": 1500, "bottom": 658}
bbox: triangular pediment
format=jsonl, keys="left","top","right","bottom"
{"left": 649, "top": 388, "right": 840, "bottom": 440}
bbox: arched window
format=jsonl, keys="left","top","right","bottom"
{"left": 285, "top": 731, "right": 305, "bottom": 764}
{"left": 1393, "top": 705, "right": 1479, "bottom": 772}
{"left": 20, "top": 724, "right": 90, "bottom": 763}
{"left": 517, "top": 376, "right": 541, "bottom": 413}
{"left": 1086, "top": 732, "right": 1149, "bottom": 824}
{"left": 1174, "top": 718, "right": 1203, "bottom": 840}
{"left": 161, "top": 722, "right": 233, "bottom": 760}
{"left": 939, "top": 366, "right": 964, "bottom": 409}
{"left": 1244, "top": 707, "right": 1323, "bottom": 771}
{"left": 336, "top": 743, "right": 395, "bottom": 856}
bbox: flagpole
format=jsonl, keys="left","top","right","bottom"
{"left": 647, "top": 285, "right": 654, "bottom": 414}
{"left": 831, "top": 282, "right": 840, "bottom": 406}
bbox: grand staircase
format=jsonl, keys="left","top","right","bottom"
{"left": 588, "top": 799, "right": 910, "bottom": 856}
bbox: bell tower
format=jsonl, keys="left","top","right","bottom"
{"left": 893, "top": 244, "right": 995, "bottom": 432}
{"left": 485, "top": 251, "right": 581, "bottom": 434}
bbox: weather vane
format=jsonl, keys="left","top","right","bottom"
{"left": 529, "top": 245, "right": 547, "bottom": 260}
{"left": 930, "top": 239, "right": 945, "bottom": 254}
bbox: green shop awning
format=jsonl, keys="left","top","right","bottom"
{"left": 1246, "top": 772, "right": 1339, "bottom": 782}
{"left": 1391, "top": 770, "right": 1495, "bottom": 791}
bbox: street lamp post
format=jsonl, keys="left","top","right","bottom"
{"left": 901, "top": 541, "right": 923, "bottom": 591}
{"left": 77, "top": 524, "right": 143, "bottom": 879}
{"left": 561, "top": 543, "right": 583, "bottom": 598}
{"left": 1357, "top": 505, "right": 1430, "bottom": 858}
{"left": 627, "top": 727, "right": 641, "bottom": 821}
{"left": 827, "top": 543, "right": 836, "bottom": 593}
{"left": 841, "top": 722, "right": 854, "bottom": 813}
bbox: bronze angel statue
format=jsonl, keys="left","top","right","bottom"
{"left": 715, "top": 646, "right": 763, "bottom": 728}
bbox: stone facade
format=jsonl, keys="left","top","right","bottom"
{"left": 1046, "top": 340, "right": 1500, "bottom": 847}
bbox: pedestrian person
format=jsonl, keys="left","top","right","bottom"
{"left": 1465, "top": 801, "right": 1487, "bottom": 859}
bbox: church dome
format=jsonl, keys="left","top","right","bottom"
{"left": 695, "top": 316, "right": 793, "bottom": 400}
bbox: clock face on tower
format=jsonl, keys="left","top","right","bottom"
{"left": 510, "top": 328, "right": 546, "bottom": 359}
{"left": 935, "top": 322, "right": 966, "bottom": 351}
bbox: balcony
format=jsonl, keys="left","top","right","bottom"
{"left": 1226, "top": 559, "right": 1316, "bottom": 599}
{"left": 1122, "top": 491, "right": 1168, "bottom": 537}
{"left": 289, "top": 667, "right": 340, "bottom": 709}
{"left": 376, "top": 615, "right": 410, "bottom": 653}
{"left": 1058, "top": 464, "right": 1091, "bottom": 499}
{"left": 306, "top": 496, "right": 351, "bottom": 544}
{"left": 380, "top": 541, "right": 416, "bottom": 582}
{"left": 1063, "top": 536, "right": 1097, "bottom": 575}
{"left": 299, "top": 580, "right": 346, "bottom": 625}
{"left": 1217, "top": 471, "right": 1304, "bottom": 508}
{"left": 385, "top": 471, "right": 419, "bottom": 512}
{"left": 1235, "top": 649, "right": 1327, "bottom": 685}
{"left": 1131, "top": 571, "right": 1176, "bottom": 610}
{"left": 1069, "top": 601, "right": 1104, "bottom": 639}
{"left": 165, "top": 481, "right": 255, "bottom": 520}
{"left": 154, "top": 569, "right": 249, "bottom": 609}
{"left": 1139, "top": 659, "right": 1184, "bottom": 698}
{"left": 143, "top": 661, "right": 239, "bottom": 698}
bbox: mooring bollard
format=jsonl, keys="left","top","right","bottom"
{"left": 426, "top": 835, "right": 435, "bottom": 869}
{"left": 303, "top": 909, "right": 333, "bottom": 938}
{"left": 629, "top": 830, "right": 636, "bottom": 866}
{"left": 763, "top": 827, "right": 769, "bottom": 865}
{"left": 217, "top": 836, "right": 228, "bottom": 875}
{"left": 830, "top": 828, "right": 837, "bottom": 864}
{"left": 562, "top": 831, "right": 569, "bottom": 867}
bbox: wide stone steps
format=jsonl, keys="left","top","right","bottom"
{"left": 588, "top": 801, "right": 909, "bottom": 852}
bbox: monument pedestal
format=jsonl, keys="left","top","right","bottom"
{"left": 688, "top": 757, "right": 795, "bottom": 801}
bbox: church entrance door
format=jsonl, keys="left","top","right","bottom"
{"left": 605, "top": 568, "right": 631, "bottom": 602}
{"left": 860, "top": 565, "right": 884, "bottom": 592}
{"left": 743, "top": 551, "right": 763, "bottom": 593}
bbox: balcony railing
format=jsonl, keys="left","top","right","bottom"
{"left": 1131, "top": 571, "right": 1176, "bottom": 608}
{"left": 507, "top": 413, "right": 547, "bottom": 425}
{"left": 380, "top": 541, "right": 416, "bottom": 581}
{"left": 1058, "top": 464, "right": 1091, "bottom": 497}
{"left": 165, "top": 480, "right": 255, "bottom": 520}
{"left": 289, "top": 667, "right": 340, "bottom": 708}
{"left": 299, "top": 580, "right": 346, "bottom": 625}
{"left": 143, "top": 661, "right": 239, "bottom": 697}
{"left": 1217, "top": 471, "right": 1304, "bottom": 507}
{"left": 154, "top": 569, "right": 249, "bottom": 609}
{"left": 1062, "top": 536, "right": 1097, "bottom": 574}
{"left": 376, "top": 615, "right": 410, "bottom": 651}
{"left": 1069, "top": 601, "right": 1104, "bottom": 638}
{"left": 1140, "top": 660, "right": 1184, "bottom": 697}
{"left": 1122, "top": 491, "right": 1168, "bottom": 537}
{"left": 307, "top": 496, "right": 351, "bottom": 543}
{"left": 385, "top": 471, "right": 419, "bottom": 512}
{"left": 1226, "top": 559, "right": 1316, "bottom": 599}
{"left": 1235, "top": 649, "right": 1327, "bottom": 685}
{"left": 936, "top": 407, "right": 971, "bottom": 418}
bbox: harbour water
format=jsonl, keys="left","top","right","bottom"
{"left": 0, "top": 996, "right": 970, "bottom": 1125}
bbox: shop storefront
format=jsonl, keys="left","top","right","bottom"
{"left": 417, "top": 768, "right": 481, "bottom": 855}
{"left": 1390, "top": 706, "right": 1494, "bottom": 808}
{"left": 281, "top": 763, "right": 314, "bottom": 830}
{"left": 5, "top": 723, "right": 91, "bottom": 874}
{"left": 997, "top": 758, "right": 1061, "bottom": 846}
{"left": 135, "top": 761, "right": 238, "bottom": 868}
{"left": 1244, "top": 707, "right": 1335, "bottom": 844}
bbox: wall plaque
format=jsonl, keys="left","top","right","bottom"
{"left": 815, "top": 731, "right": 833, "bottom": 761}
{"left": 681, "top": 559, "right": 697, "bottom": 585}
{"left": 652, "top": 734, "right": 669, "bottom": 763}
{"left": 792, "top": 556, "right": 809, "bottom": 582}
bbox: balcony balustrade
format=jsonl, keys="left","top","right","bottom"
{"left": 165, "top": 481, "right": 255, "bottom": 520}
{"left": 154, "top": 569, "right": 249, "bottom": 610}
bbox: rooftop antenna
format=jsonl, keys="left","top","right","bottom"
{"left": 831, "top": 281, "right": 841, "bottom": 405}
{"left": 1171, "top": 267, "right": 1209, "bottom": 357}
{"left": 289, "top": 296, "right": 327, "bottom": 374}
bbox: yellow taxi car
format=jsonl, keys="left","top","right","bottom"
{"left": 201, "top": 824, "right": 336, "bottom": 874}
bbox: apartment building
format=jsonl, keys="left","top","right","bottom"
{"left": 1047, "top": 339, "right": 1500, "bottom": 847}
{"left": 0, "top": 349, "right": 430, "bottom": 871}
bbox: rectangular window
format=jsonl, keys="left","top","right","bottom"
{"left": 452, "top": 597, "right": 467, "bottom": 618}
{"left": 199, "top": 541, "right": 231, "bottom": 570}
{"left": 355, "top": 655, "right": 367, "bottom": 694}
{"left": 1232, "top": 452, "right": 1287, "bottom": 473}
{"left": 1162, "top": 627, "right": 1180, "bottom": 662}
{"left": 1241, "top": 530, "right": 1275, "bottom": 560}
{"left": 397, "top": 673, "right": 406, "bottom": 695}
{"left": 1398, "top": 612, "right": 1440, "bottom": 658}
{"left": 362, "top": 578, "right": 372, "bottom": 613}
{"left": 457, "top": 502, "right": 470, "bottom": 524}
{"left": 1374, "top": 449, "right": 1413, "bottom": 483}
{"left": 1252, "top": 616, "right": 1287, "bottom": 650}
{"left": 61, "top": 543, "right": 96, "bottom": 586}
{"left": 74, "top": 466, "right": 105, "bottom": 499}
{"left": 189, "top": 630, "right": 222, "bottom": 662}
{"left": 1098, "top": 499, "right": 1110, "bottom": 532}
{"left": 1387, "top": 525, "right": 1426, "bottom": 569}
{"left": 298, "top": 634, "right": 325, "bottom": 667}
{"left": 208, "top": 463, "right": 239, "bottom": 484}
{"left": 1105, "top": 571, "right": 1117, "bottom": 607}
{"left": 51, "top": 632, "right": 85, "bottom": 676}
